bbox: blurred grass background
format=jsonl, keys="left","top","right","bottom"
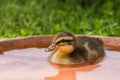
{"left": 0, "top": 0, "right": 120, "bottom": 39}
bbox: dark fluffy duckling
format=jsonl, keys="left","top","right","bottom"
{"left": 45, "top": 32, "right": 105, "bottom": 65}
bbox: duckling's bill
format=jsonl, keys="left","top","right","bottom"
{"left": 45, "top": 43, "right": 56, "bottom": 52}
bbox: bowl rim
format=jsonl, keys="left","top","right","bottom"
{"left": 0, "top": 35, "right": 120, "bottom": 53}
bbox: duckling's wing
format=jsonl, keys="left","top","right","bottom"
{"left": 75, "top": 36, "right": 105, "bottom": 61}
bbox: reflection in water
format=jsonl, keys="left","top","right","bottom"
{"left": 0, "top": 48, "right": 120, "bottom": 80}
{"left": 46, "top": 50, "right": 120, "bottom": 80}
{"left": 45, "top": 63, "right": 99, "bottom": 80}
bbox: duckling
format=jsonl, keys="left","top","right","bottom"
{"left": 45, "top": 32, "right": 105, "bottom": 65}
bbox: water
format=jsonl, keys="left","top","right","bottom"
{"left": 0, "top": 48, "right": 120, "bottom": 80}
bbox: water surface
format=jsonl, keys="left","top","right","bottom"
{"left": 0, "top": 48, "right": 119, "bottom": 80}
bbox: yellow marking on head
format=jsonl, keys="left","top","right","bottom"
{"left": 54, "top": 37, "right": 73, "bottom": 43}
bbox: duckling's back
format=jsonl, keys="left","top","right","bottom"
{"left": 70, "top": 36, "right": 105, "bottom": 64}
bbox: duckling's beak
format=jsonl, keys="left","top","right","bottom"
{"left": 45, "top": 43, "right": 56, "bottom": 52}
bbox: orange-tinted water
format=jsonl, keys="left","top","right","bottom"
{"left": 0, "top": 48, "right": 120, "bottom": 80}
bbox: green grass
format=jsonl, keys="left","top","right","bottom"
{"left": 0, "top": 0, "right": 120, "bottom": 39}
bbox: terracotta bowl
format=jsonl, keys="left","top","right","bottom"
{"left": 0, "top": 35, "right": 120, "bottom": 80}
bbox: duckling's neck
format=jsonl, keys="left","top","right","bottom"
{"left": 49, "top": 51, "right": 72, "bottom": 64}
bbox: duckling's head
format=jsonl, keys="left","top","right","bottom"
{"left": 45, "top": 32, "right": 75, "bottom": 54}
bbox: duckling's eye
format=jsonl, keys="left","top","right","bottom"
{"left": 55, "top": 39, "right": 73, "bottom": 45}
{"left": 61, "top": 40, "right": 66, "bottom": 43}
{"left": 55, "top": 39, "right": 66, "bottom": 45}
